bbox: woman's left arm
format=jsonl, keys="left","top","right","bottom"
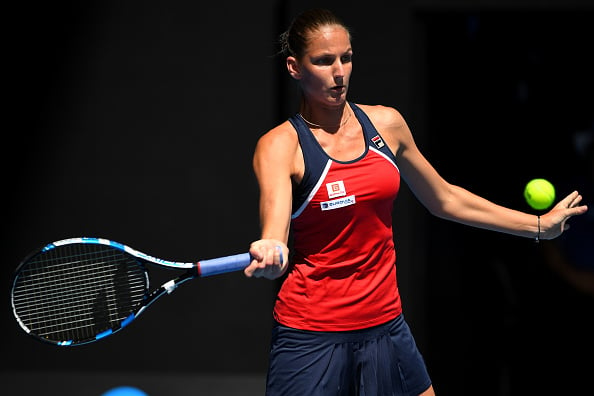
{"left": 371, "top": 105, "right": 589, "bottom": 240}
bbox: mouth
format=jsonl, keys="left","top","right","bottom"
{"left": 330, "top": 85, "right": 346, "bottom": 94}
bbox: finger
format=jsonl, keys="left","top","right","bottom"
{"left": 263, "top": 245, "right": 275, "bottom": 265}
{"left": 569, "top": 192, "right": 583, "bottom": 207}
{"left": 245, "top": 243, "right": 269, "bottom": 275}
{"left": 243, "top": 259, "right": 259, "bottom": 277}
{"left": 275, "top": 245, "right": 284, "bottom": 266}
{"left": 570, "top": 193, "right": 583, "bottom": 207}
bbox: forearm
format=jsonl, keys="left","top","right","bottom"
{"left": 259, "top": 197, "right": 291, "bottom": 243}
{"left": 436, "top": 184, "right": 540, "bottom": 239}
{"left": 245, "top": 166, "right": 292, "bottom": 279}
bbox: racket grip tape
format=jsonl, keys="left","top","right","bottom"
{"left": 197, "top": 252, "right": 252, "bottom": 277}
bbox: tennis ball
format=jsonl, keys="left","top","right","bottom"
{"left": 524, "top": 178, "right": 555, "bottom": 210}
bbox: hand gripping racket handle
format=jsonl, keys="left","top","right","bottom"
{"left": 197, "top": 252, "right": 252, "bottom": 277}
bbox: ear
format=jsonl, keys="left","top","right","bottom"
{"left": 286, "top": 56, "right": 301, "bottom": 80}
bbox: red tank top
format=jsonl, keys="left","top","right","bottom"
{"left": 273, "top": 103, "right": 402, "bottom": 331}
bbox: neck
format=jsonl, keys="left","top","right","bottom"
{"left": 298, "top": 104, "right": 351, "bottom": 129}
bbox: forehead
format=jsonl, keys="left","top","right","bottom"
{"left": 306, "top": 25, "right": 351, "bottom": 54}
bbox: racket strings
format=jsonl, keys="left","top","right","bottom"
{"left": 12, "top": 244, "right": 148, "bottom": 343}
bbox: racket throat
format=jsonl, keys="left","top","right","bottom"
{"left": 161, "top": 272, "right": 197, "bottom": 295}
{"left": 163, "top": 279, "right": 178, "bottom": 294}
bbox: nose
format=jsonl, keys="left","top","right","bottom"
{"left": 333, "top": 61, "right": 344, "bottom": 84}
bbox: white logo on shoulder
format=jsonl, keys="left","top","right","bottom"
{"left": 326, "top": 180, "right": 346, "bottom": 199}
{"left": 321, "top": 195, "right": 356, "bottom": 211}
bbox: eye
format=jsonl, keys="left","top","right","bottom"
{"left": 340, "top": 54, "right": 352, "bottom": 64}
{"left": 312, "top": 56, "right": 335, "bottom": 66}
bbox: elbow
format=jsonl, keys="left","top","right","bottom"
{"left": 426, "top": 204, "right": 450, "bottom": 220}
{"left": 424, "top": 188, "right": 458, "bottom": 220}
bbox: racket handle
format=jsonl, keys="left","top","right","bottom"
{"left": 197, "top": 252, "right": 252, "bottom": 277}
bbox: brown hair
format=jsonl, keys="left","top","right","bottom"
{"left": 279, "top": 8, "right": 351, "bottom": 60}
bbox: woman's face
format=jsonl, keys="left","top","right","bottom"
{"left": 287, "top": 25, "right": 353, "bottom": 108}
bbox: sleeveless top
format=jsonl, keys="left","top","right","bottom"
{"left": 273, "top": 102, "right": 402, "bottom": 331}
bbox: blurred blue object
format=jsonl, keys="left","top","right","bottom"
{"left": 101, "top": 386, "right": 148, "bottom": 396}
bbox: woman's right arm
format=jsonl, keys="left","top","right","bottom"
{"left": 244, "top": 123, "right": 298, "bottom": 280}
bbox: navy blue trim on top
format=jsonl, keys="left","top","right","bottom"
{"left": 288, "top": 102, "right": 397, "bottom": 214}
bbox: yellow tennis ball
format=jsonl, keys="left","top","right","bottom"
{"left": 524, "top": 178, "right": 556, "bottom": 210}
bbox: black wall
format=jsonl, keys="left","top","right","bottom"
{"left": 5, "top": 0, "right": 281, "bottom": 378}
{"left": 4, "top": 1, "right": 593, "bottom": 395}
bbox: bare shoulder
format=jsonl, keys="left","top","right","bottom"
{"left": 258, "top": 121, "right": 298, "bottom": 145}
{"left": 354, "top": 103, "right": 411, "bottom": 155}
{"left": 354, "top": 103, "right": 406, "bottom": 128}
{"left": 256, "top": 120, "right": 298, "bottom": 150}
{"left": 254, "top": 120, "right": 301, "bottom": 175}
{"left": 254, "top": 121, "right": 300, "bottom": 168}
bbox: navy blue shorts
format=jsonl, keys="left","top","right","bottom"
{"left": 265, "top": 314, "right": 432, "bottom": 396}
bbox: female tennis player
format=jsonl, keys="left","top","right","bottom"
{"left": 244, "top": 8, "right": 588, "bottom": 396}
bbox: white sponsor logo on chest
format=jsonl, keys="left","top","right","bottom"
{"left": 321, "top": 195, "right": 356, "bottom": 211}
{"left": 326, "top": 180, "right": 346, "bottom": 199}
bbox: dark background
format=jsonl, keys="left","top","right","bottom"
{"left": 3, "top": 0, "right": 593, "bottom": 395}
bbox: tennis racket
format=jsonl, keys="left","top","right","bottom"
{"left": 10, "top": 237, "right": 255, "bottom": 346}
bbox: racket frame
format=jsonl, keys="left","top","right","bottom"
{"left": 11, "top": 237, "right": 252, "bottom": 346}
